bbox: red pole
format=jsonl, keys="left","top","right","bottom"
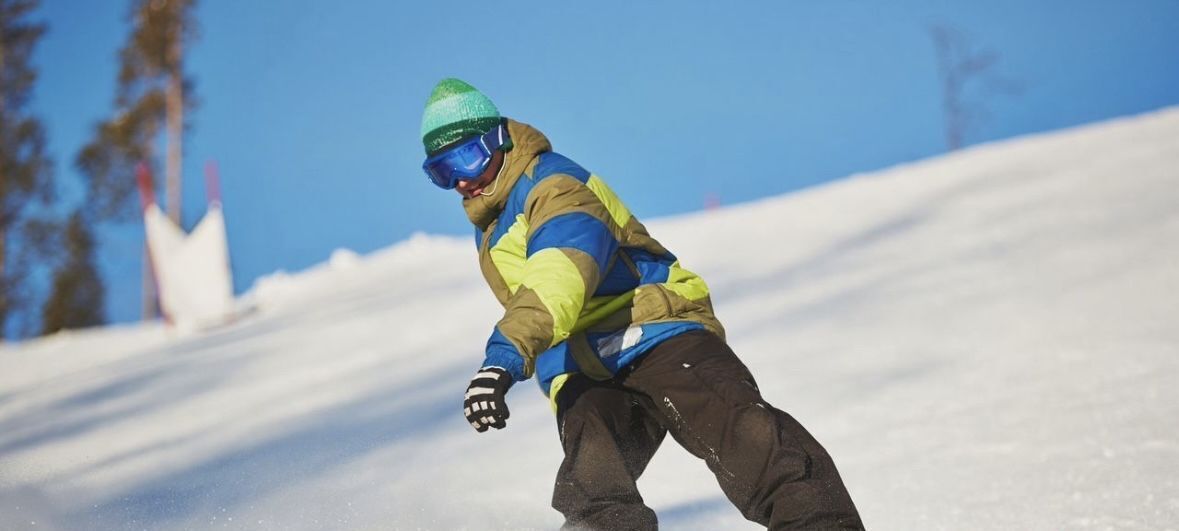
{"left": 205, "top": 160, "right": 222, "bottom": 206}
{"left": 135, "top": 162, "right": 164, "bottom": 322}
{"left": 136, "top": 162, "right": 156, "bottom": 211}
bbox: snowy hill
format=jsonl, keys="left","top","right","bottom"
{"left": 3, "top": 108, "right": 1178, "bottom": 530}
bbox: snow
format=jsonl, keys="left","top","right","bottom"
{"left": 3, "top": 108, "right": 1178, "bottom": 530}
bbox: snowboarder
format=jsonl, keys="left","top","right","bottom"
{"left": 420, "top": 78, "right": 863, "bottom": 530}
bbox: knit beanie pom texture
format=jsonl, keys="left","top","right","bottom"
{"left": 420, "top": 78, "right": 501, "bottom": 155}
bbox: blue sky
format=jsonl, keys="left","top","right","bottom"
{"left": 26, "top": 0, "right": 1179, "bottom": 327}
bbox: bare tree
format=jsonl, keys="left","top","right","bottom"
{"left": 930, "top": 24, "right": 1020, "bottom": 151}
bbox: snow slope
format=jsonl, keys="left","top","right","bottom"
{"left": 2, "top": 108, "right": 1178, "bottom": 530}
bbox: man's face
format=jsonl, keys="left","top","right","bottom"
{"left": 455, "top": 148, "right": 505, "bottom": 199}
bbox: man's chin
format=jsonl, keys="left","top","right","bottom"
{"left": 459, "top": 184, "right": 490, "bottom": 199}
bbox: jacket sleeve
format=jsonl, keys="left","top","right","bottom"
{"left": 482, "top": 175, "right": 620, "bottom": 381}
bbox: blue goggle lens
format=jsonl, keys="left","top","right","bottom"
{"left": 422, "top": 124, "right": 506, "bottom": 190}
{"left": 449, "top": 141, "right": 490, "bottom": 173}
{"left": 423, "top": 140, "right": 489, "bottom": 189}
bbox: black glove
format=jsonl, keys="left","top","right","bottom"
{"left": 463, "top": 366, "right": 513, "bottom": 432}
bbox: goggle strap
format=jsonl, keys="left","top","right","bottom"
{"left": 484, "top": 123, "right": 506, "bottom": 152}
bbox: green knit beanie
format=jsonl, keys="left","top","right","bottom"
{"left": 420, "top": 78, "right": 502, "bottom": 156}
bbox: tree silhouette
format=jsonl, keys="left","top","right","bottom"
{"left": 41, "top": 210, "right": 105, "bottom": 334}
{"left": 76, "top": 0, "right": 198, "bottom": 319}
{"left": 0, "top": 0, "right": 53, "bottom": 338}
{"left": 930, "top": 24, "right": 1021, "bottom": 151}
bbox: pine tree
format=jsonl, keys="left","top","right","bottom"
{"left": 0, "top": 0, "right": 53, "bottom": 338}
{"left": 41, "top": 211, "right": 105, "bottom": 334}
{"left": 76, "top": 0, "right": 198, "bottom": 319}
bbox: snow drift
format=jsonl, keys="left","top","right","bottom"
{"left": 2, "top": 108, "right": 1177, "bottom": 530}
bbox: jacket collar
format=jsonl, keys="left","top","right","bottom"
{"left": 462, "top": 118, "right": 552, "bottom": 229}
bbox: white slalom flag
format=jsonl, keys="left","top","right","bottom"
{"left": 144, "top": 204, "right": 235, "bottom": 329}
{"left": 139, "top": 162, "right": 236, "bottom": 331}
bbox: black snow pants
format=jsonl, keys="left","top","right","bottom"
{"left": 551, "top": 330, "right": 863, "bottom": 530}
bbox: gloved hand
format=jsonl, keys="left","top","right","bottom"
{"left": 463, "top": 366, "right": 513, "bottom": 432}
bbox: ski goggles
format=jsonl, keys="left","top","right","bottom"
{"left": 422, "top": 124, "right": 508, "bottom": 190}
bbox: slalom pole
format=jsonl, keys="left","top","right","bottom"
{"left": 136, "top": 162, "right": 156, "bottom": 211}
{"left": 205, "top": 160, "right": 222, "bottom": 207}
{"left": 136, "top": 162, "right": 171, "bottom": 327}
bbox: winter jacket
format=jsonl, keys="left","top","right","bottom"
{"left": 466, "top": 119, "right": 725, "bottom": 406}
